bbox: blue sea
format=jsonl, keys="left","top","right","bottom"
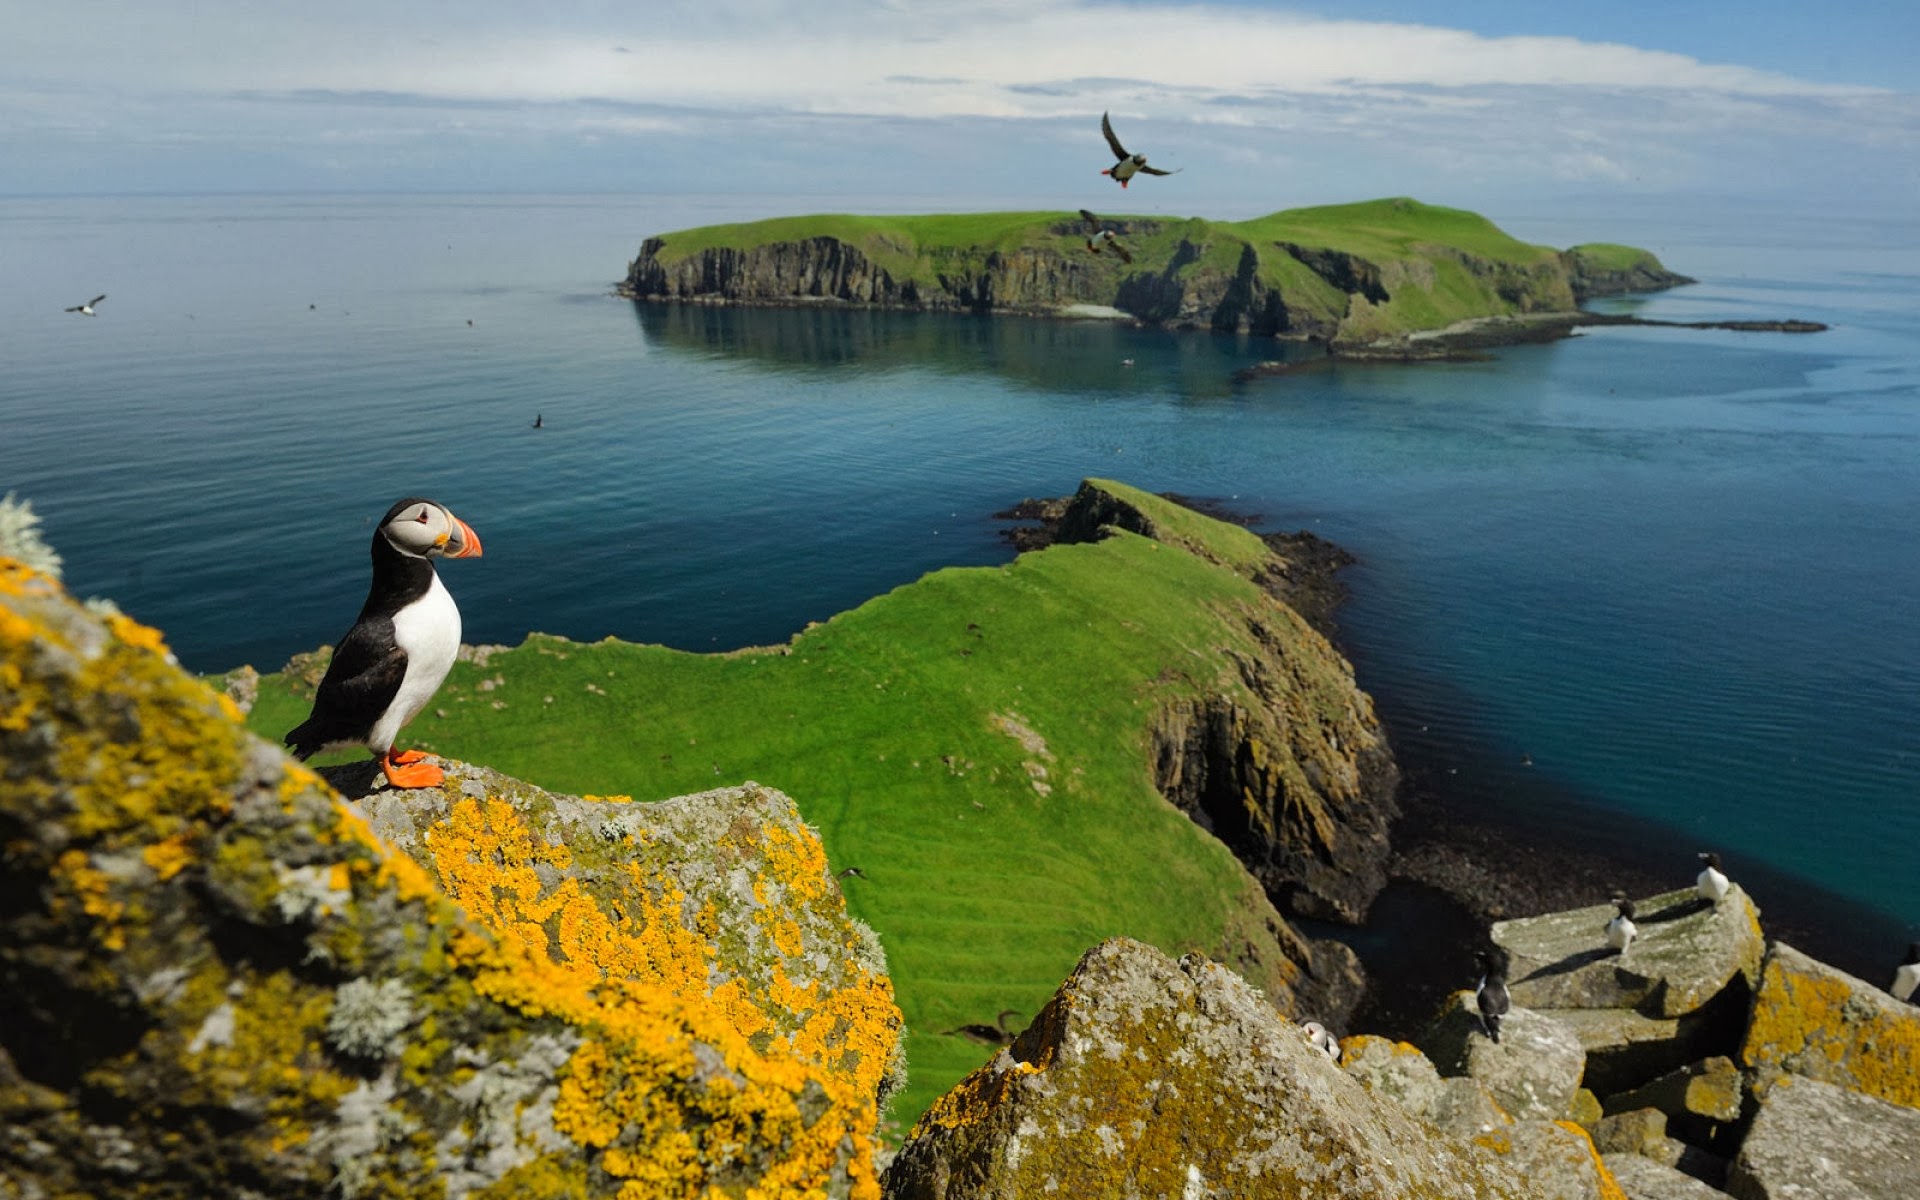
{"left": 4, "top": 193, "right": 1916, "bottom": 967}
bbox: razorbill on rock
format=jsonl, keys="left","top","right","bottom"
{"left": 1891, "top": 942, "right": 1920, "bottom": 1004}
{"left": 1696, "top": 851, "right": 1731, "bottom": 904}
{"left": 1475, "top": 949, "right": 1511, "bottom": 1044}
{"left": 1605, "top": 896, "right": 1638, "bottom": 954}
{"left": 284, "top": 497, "right": 483, "bottom": 789}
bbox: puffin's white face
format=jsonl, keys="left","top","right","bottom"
{"left": 382, "top": 500, "right": 482, "bottom": 560}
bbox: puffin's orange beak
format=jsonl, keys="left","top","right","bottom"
{"left": 445, "top": 517, "right": 483, "bottom": 558}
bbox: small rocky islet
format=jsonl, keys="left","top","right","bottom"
{"left": 3, "top": 478, "right": 1909, "bottom": 1197}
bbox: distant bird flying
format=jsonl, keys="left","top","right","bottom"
{"left": 1077, "top": 209, "right": 1134, "bottom": 263}
{"left": 64, "top": 294, "right": 106, "bottom": 316}
{"left": 1099, "top": 112, "right": 1180, "bottom": 189}
{"left": 532, "top": 414, "right": 544, "bottom": 429}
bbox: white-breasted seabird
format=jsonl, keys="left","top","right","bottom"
{"left": 1696, "top": 851, "right": 1731, "bottom": 904}
{"left": 1475, "top": 949, "right": 1510, "bottom": 1043}
{"left": 1891, "top": 942, "right": 1920, "bottom": 1004}
{"left": 284, "top": 497, "right": 483, "bottom": 789}
{"left": 1099, "top": 112, "right": 1180, "bottom": 189}
{"left": 1077, "top": 208, "right": 1134, "bottom": 263}
{"left": 1300, "top": 1021, "right": 1340, "bottom": 1060}
{"left": 1605, "top": 896, "right": 1638, "bottom": 954}
{"left": 64, "top": 294, "right": 106, "bottom": 316}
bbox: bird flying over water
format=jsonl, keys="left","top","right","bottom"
{"left": 1077, "top": 209, "right": 1134, "bottom": 263}
{"left": 64, "top": 294, "right": 106, "bottom": 316}
{"left": 1100, "top": 112, "right": 1180, "bottom": 189}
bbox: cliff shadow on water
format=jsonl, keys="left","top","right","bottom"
{"left": 628, "top": 301, "right": 1325, "bottom": 400}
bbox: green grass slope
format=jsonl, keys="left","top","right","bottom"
{"left": 246, "top": 481, "right": 1364, "bottom": 1130}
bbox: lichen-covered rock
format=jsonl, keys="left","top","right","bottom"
{"left": 884, "top": 938, "right": 1541, "bottom": 1200}
{"left": 1603, "top": 1057, "right": 1743, "bottom": 1127}
{"left": 1603, "top": 1152, "right": 1734, "bottom": 1200}
{"left": 0, "top": 559, "right": 902, "bottom": 1198}
{"left": 1538, "top": 998, "right": 1743, "bottom": 1097}
{"left": 1739, "top": 941, "right": 1920, "bottom": 1111}
{"left": 1420, "top": 991, "right": 1587, "bottom": 1121}
{"left": 1494, "top": 889, "right": 1764, "bottom": 1018}
{"left": 1340, "top": 1034, "right": 1447, "bottom": 1119}
{"left": 1587, "top": 1108, "right": 1668, "bottom": 1159}
{"left": 1430, "top": 1075, "right": 1515, "bottom": 1142}
{"left": 1727, "top": 1075, "right": 1920, "bottom": 1200}
{"left": 1470, "top": 1121, "right": 1631, "bottom": 1200}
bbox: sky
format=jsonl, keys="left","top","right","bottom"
{"left": 3, "top": 0, "right": 1916, "bottom": 216}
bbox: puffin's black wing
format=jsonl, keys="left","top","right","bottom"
{"left": 89, "top": 294, "right": 107, "bottom": 306}
{"left": 1100, "top": 111, "right": 1129, "bottom": 161}
{"left": 1079, "top": 208, "right": 1102, "bottom": 231}
{"left": 1111, "top": 241, "right": 1134, "bottom": 265}
{"left": 284, "top": 617, "right": 408, "bottom": 758}
{"left": 1138, "top": 166, "right": 1180, "bottom": 177}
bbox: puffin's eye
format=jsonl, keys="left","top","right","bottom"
{"left": 416, "top": 509, "right": 430, "bottom": 523}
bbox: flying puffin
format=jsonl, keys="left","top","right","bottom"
{"left": 1077, "top": 209, "right": 1134, "bottom": 263}
{"left": 1099, "top": 112, "right": 1180, "bottom": 189}
{"left": 1604, "top": 896, "right": 1638, "bottom": 954}
{"left": 1695, "top": 851, "right": 1731, "bottom": 904}
{"left": 64, "top": 294, "right": 106, "bottom": 316}
{"left": 284, "top": 497, "right": 483, "bottom": 789}
{"left": 1890, "top": 942, "right": 1920, "bottom": 1004}
{"left": 1474, "top": 949, "right": 1511, "bottom": 1043}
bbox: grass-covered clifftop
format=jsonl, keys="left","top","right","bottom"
{"left": 245, "top": 481, "right": 1393, "bottom": 1128}
{"left": 622, "top": 197, "right": 1691, "bottom": 350}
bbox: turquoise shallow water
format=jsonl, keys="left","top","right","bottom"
{"left": 3, "top": 194, "right": 1916, "bottom": 953}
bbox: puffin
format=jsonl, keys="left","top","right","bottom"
{"left": 1077, "top": 209, "right": 1134, "bottom": 263}
{"left": 1890, "top": 942, "right": 1920, "bottom": 1004}
{"left": 284, "top": 497, "right": 483, "bottom": 789}
{"left": 1474, "top": 949, "right": 1510, "bottom": 1044}
{"left": 64, "top": 294, "right": 106, "bottom": 316}
{"left": 1695, "top": 851, "right": 1731, "bottom": 904}
{"left": 1099, "top": 112, "right": 1181, "bottom": 189}
{"left": 1300, "top": 1021, "right": 1340, "bottom": 1061}
{"left": 1604, "top": 896, "right": 1638, "bottom": 955}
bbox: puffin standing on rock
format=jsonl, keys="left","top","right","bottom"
{"left": 1604, "top": 896, "right": 1638, "bottom": 954}
{"left": 1695, "top": 851, "right": 1731, "bottom": 904}
{"left": 285, "top": 498, "right": 483, "bottom": 789}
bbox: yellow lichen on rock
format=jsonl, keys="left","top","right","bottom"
{"left": 1741, "top": 940, "right": 1920, "bottom": 1111}
{"left": 1, "top": 560, "right": 901, "bottom": 1198}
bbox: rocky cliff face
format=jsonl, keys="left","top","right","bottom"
{"left": 1041, "top": 481, "right": 1398, "bottom": 926}
{"left": 0, "top": 559, "right": 901, "bottom": 1198}
{"left": 622, "top": 206, "right": 1687, "bottom": 348}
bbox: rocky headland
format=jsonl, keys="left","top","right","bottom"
{"left": 619, "top": 199, "right": 1726, "bottom": 358}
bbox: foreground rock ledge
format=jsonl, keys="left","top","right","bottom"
{"left": 884, "top": 937, "right": 1543, "bottom": 1200}
{"left": 0, "top": 558, "right": 902, "bottom": 1199}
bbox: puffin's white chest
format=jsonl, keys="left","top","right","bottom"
{"left": 368, "top": 571, "right": 461, "bottom": 751}
{"left": 1892, "top": 962, "right": 1920, "bottom": 1003}
{"left": 1606, "top": 916, "right": 1637, "bottom": 952}
{"left": 1111, "top": 158, "right": 1140, "bottom": 182}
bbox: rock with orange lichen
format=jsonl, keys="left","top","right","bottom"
{"left": 1739, "top": 940, "right": 1920, "bottom": 1112}
{"left": 0, "top": 557, "right": 902, "bottom": 1199}
{"left": 883, "top": 937, "right": 1543, "bottom": 1200}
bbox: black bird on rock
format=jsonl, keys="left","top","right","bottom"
{"left": 1099, "top": 112, "right": 1180, "bottom": 189}
{"left": 1475, "top": 949, "right": 1511, "bottom": 1043}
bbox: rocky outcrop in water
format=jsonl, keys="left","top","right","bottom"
{"left": 0, "top": 559, "right": 901, "bottom": 1198}
{"left": 621, "top": 200, "right": 1693, "bottom": 350}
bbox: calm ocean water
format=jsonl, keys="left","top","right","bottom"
{"left": 4, "top": 194, "right": 1916, "bottom": 956}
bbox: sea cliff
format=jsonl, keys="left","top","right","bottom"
{"left": 619, "top": 199, "right": 1695, "bottom": 354}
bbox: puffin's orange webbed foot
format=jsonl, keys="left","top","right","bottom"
{"left": 381, "top": 749, "right": 444, "bottom": 789}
